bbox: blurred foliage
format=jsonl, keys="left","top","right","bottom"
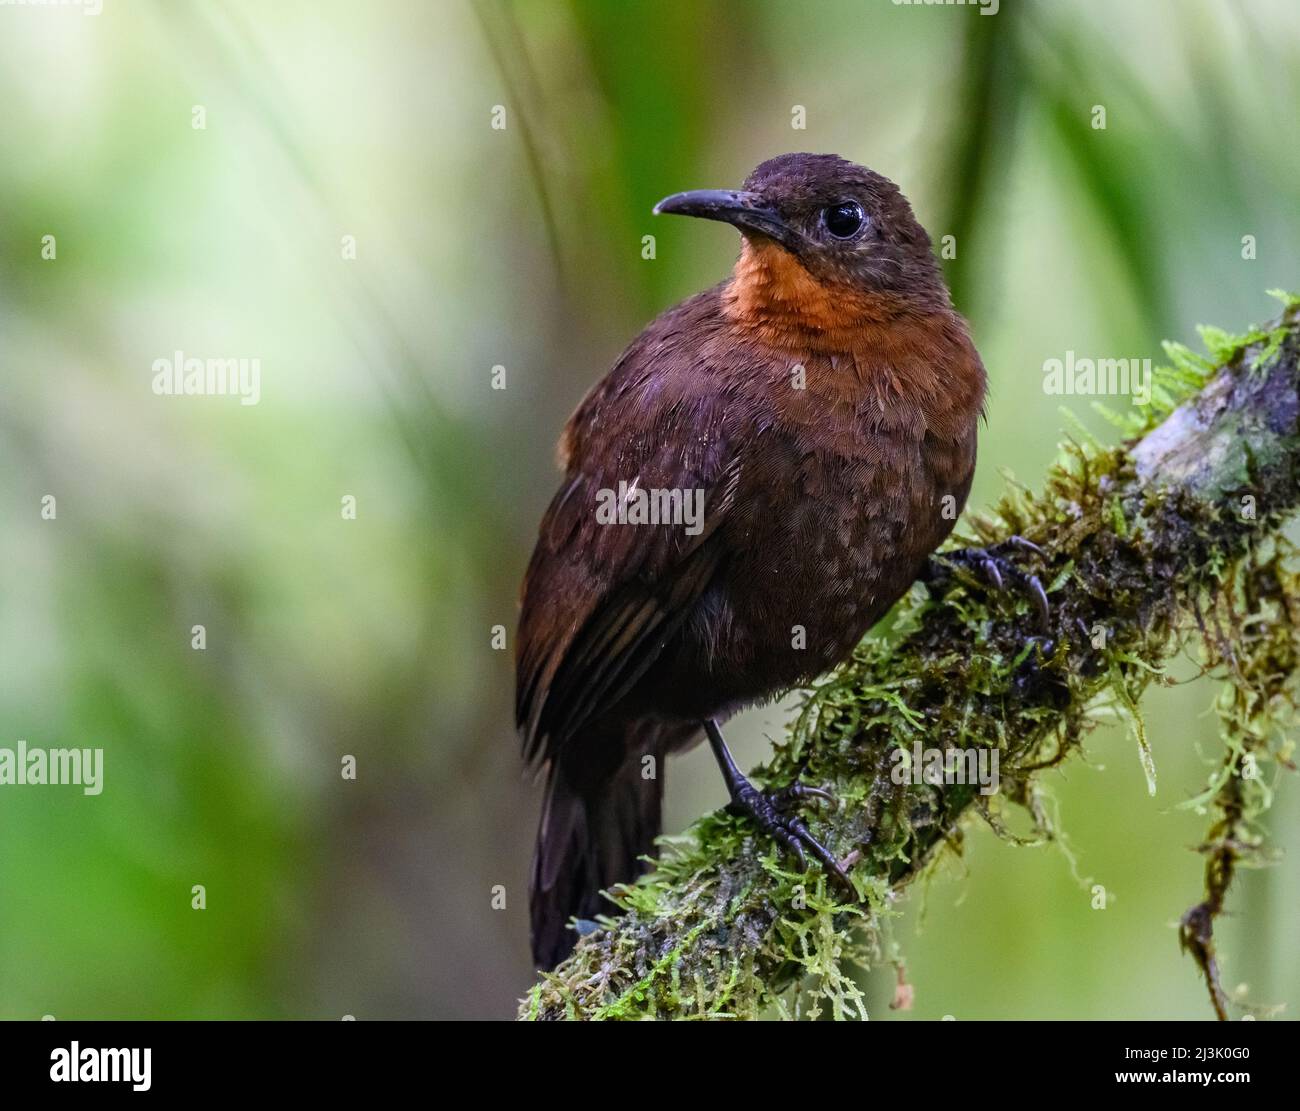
{"left": 0, "top": 0, "right": 1297, "bottom": 1019}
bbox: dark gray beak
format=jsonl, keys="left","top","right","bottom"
{"left": 653, "top": 189, "right": 799, "bottom": 252}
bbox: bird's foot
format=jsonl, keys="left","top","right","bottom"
{"left": 703, "top": 719, "right": 852, "bottom": 888}
{"left": 926, "top": 535, "right": 1051, "bottom": 632}
{"left": 726, "top": 777, "right": 850, "bottom": 884}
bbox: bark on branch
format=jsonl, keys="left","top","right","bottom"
{"left": 520, "top": 300, "right": 1300, "bottom": 1021}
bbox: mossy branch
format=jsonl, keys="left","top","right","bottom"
{"left": 521, "top": 296, "right": 1300, "bottom": 1022}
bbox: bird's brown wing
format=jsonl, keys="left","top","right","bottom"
{"left": 515, "top": 390, "right": 741, "bottom": 770}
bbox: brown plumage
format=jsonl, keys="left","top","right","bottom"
{"left": 517, "top": 153, "right": 986, "bottom": 969}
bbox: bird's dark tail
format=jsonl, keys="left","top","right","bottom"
{"left": 529, "top": 728, "right": 665, "bottom": 970}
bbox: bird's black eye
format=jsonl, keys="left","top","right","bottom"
{"left": 823, "top": 201, "right": 865, "bottom": 239}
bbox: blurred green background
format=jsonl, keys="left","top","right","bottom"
{"left": 1, "top": 0, "right": 1297, "bottom": 1020}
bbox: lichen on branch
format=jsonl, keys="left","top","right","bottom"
{"left": 520, "top": 294, "right": 1300, "bottom": 1022}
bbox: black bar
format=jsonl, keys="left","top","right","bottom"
{"left": 0, "top": 1018, "right": 1288, "bottom": 1097}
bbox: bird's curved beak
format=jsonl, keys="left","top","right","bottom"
{"left": 653, "top": 189, "right": 799, "bottom": 253}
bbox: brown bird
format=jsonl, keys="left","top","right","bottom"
{"left": 517, "top": 152, "right": 990, "bottom": 969}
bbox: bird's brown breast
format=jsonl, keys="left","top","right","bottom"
{"left": 676, "top": 353, "right": 979, "bottom": 708}
{"left": 620, "top": 266, "right": 986, "bottom": 717}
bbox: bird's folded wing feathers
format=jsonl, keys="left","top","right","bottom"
{"left": 516, "top": 400, "right": 741, "bottom": 768}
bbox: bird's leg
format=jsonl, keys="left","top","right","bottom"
{"left": 703, "top": 719, "right": 849, "bottom": 884}
{"left": 923, "top": 535, "right": 1051, "bottom": 632}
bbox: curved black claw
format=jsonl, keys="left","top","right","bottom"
{"left": 769, "top": 782, "right": 836, "bottom": 809}
{"left": 930, "top": 535, "right": 1051, "bottom": 633}
{"left": 727, "top": 779, "right": 849, "bottom": 885}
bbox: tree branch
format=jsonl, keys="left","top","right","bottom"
{"left": 520, "top": 298, "right": 1300, "bottom": 1021}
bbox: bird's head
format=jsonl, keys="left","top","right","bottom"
{"left": 654, "top": 153, "right": 950, "bottom": 337}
